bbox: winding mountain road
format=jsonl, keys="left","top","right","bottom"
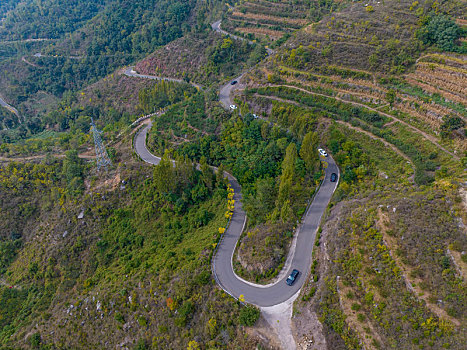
{"left": 123, "top": 67, "right": 203, "bottom": 90}
{"left": 130, "top": 20, "right": 341, "bottom": 307}
{"left": 214, "top": 20, "right": 274, "bottom": 109}
{"left": 0, "top": 93, "right": 21, "bottom": 124}
{"left": 134, "top": 118, "right": 339, "bottom": 307}
{"left": 219, "top": 74, "right": 244, "bottom": 109}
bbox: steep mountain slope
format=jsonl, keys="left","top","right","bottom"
{"left": 0, "top": 0, "right": 466, "bottom": 349}
{"left": 0, "top": 0, "right": 226, "bottom": 130}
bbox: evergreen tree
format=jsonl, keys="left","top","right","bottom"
{"left": 299, "top": 131, "right": 319, "bottom": 173}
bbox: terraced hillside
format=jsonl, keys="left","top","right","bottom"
{"left": 134, "top": 31, "right": 260, "bottom": 86}
{"left": 219, "top": 1, "right": 467, "bottom": 347}
{"left": 222, "top": 0, "right": 335, "bottom": 44}
{"left": 237, "top": 0, "right": 467, "bottom": 158}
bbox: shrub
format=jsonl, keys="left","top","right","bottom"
{"left": 417, "top": 15, "right": 462, "bottom": 52}
{"left": 302, "top": 286, "right": 317, "bottom": 301}
{"left": 440, "top": 115, "right": 465, "bottom": 138}
{"left": 115, "top": 312, "right": 124, "bottom": 323}
{"left": 239, "top": 305, "right": 260, "bottom": 326}
{"left": 30, "top": 333, "right": 41, "bottom": 348}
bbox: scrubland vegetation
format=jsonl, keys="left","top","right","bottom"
{"left": 0, "top": 0, "right": 466, "bottom": 348}
{"left": 135, "top": 31, "right": 263, "bottom": 86}
{"left": 0, "top": 146, "right": 262, "bottom": 349}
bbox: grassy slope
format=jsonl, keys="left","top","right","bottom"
{"left": 0, "top": 138, "right": 261, "bottom": 349}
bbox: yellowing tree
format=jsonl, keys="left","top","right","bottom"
{"left": 187, "top": 340, "right": 200, "bottom": 350}
{"left": 221, "top": 38, "right": 233, "bottom": 49}
{"left": 166, "top": 297, "right": 176, "bottom": 311}
{"left": 207, "top": 318, "right": 217, "bottom": 339}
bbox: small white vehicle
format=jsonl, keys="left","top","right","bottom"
{"left": 252, "top": 114, "right": 258, "bottom": 119}
{"left": 229, "top": 104, "right": 237, "bottom": 110}
{"left": 318, "top": 148, "right": 328, "bottom": 157}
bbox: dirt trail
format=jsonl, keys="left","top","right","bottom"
{"left": 0, "top": 278, "right": 21, "bottom": 290}
{"left": 21, "top": 56, "right": 39, "bottom": 68}
{"left": 253, "top": 94, "right": 416, "bottom": 182}
{"left": 266, "top": 84, "right": 459, "bottom": 160}
{"left": 0, "top": 153, "right": 95, "bottom": 163}
{"left": 260, "top": 291, "right": 300, "bottom": 350}
{"left": 335, "top": 120, "right": 415, "bottom": 182}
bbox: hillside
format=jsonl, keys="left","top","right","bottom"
{"left": 0, "top": 0, "right": 466, "bottom": 349}
{"left": 0, "top": 0, "right": 226, "bottom": 136}
{"left": 0, "top": 140, "right": 263, "bottom": 349}
{"left": 135, "top": 31, "right": 263, "bottom": 85}
{"left": 222, "top": 0, "right": 338, "bottom": 45}
{"left": 227, "top": 0, "right": 467, "bottom": 347}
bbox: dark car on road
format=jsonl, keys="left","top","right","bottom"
{"left": 286, "top": 269, "right": 299, "bottom": 286}
{"left": 230, "top": 80, "right": 237, "bottom": 85}
{"left": 330, "top": 173, "right": 338, "bottom": 182}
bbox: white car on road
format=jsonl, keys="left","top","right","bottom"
{"left": 230, "top": 104, "right": 237, "bottom": 110}
{"left": 318, "top": 148, "right": 328, "bottom": 157}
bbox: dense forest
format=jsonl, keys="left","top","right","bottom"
{"left": 0, "top": 0, "right": 226, "bottom": 139}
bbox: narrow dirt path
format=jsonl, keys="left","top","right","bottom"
{"left": 265, "top": 84, "right": 459, "bottom": 160}
{"left": 254, "top": 93, "right": 415, "bottom": 182}
{"left": 0, "top": 153, "right": 95, "bottom": 163}
{"left": 260, "top": 291, "right": 300, "bottom": 350}
{"left": 21, "top": 56, "right": 39, "bottom": 68}
{"left": 0, "top": 278, "right": 21, "bottom": 290}
{"left": 335, "top": 120, "right": 416, "bottom": 182}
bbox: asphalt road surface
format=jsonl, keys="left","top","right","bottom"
{"left": 134, "top": 120, "right": 339, "bottom": 307}
{"left": 219, "top": 75, "right": 243, "bottom": 109}
{"left": 213, "top": 158, "right": 339, "bottom": 306}
{"left": 123, "top": 67, "right": 203, "bottom": 90}
{"left": 0, "top": 94, "right": 21, "bottom": 123}
{"left": 213, "top": 20, "right": 273, "bottom": 110}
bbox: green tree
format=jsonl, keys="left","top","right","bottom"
{"left": 418, "top": 15, "right": 461, "bottom": 51}
{"left": 277, "top": 143, "right": 297, "bottom": 206}
{"left": 440, "top": 115, "right": 465, "bottom": 138}
{"left": 245, "top": 177, "right": 277, "bottom": 225}
{"left": 299, "top": 131, "right": 319, "bottom": 172}
{"left": 199, "top": 156, "right": 214, "bottom": 190}
{"left": 215, "top": 163, "right": 226, "bottom": 187}
{"left": 386, "top": 89, "right": 396, "bottom": 107}
{"left": 280, "top": 199, "right": 294, "bottom": 223}
{"left": 153, "top": 151, "right": 176, "bottom": 194}
{"left": 62, "top": 149, "right": 83, "bottom": 182}
{"left": 30, "top": 333, "right": 41, "bottom": 348}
